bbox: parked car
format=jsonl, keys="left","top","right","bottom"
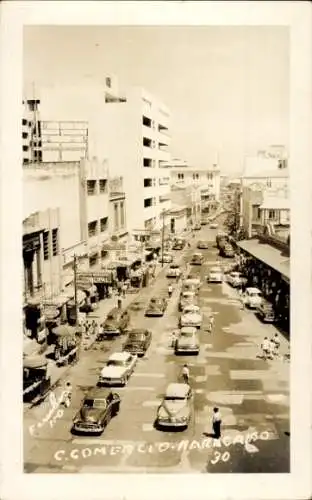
{"left": 197, "top": 240, "right": 209, "bottom": 249}
{"left": 166, "top": 264, "right": 182, "bottom": 278}
{"left": 123, "top": 329, "right": 152, "bottom": 357}
{"left": 156, "top": 383, "right": 193, "bottom": 430}
{"left": 98, "top": 352, "right": 137, "bottom": 386}
{"left": 100, "top": 308, "right": 130, "bottom": 339}
{"left": 159, "top": 252, "right": 173, "bottom": 264}
{"left": 209, "top": 222, "right": 218, "bottom": 229}
{"left": 145, "top": 297, "right": 167, "bottom": 317}
{"left": 180, "top": 304, "right": 203, "bottom": 328}
{"left": 227, "top": 271, "right": 244, "bottom": 288}
{"left": 179, "top": 290, "right": 197, "bottom": 311}
{"left": 216, "top": 232, "right": 229, "bottom": 248}
{"left": 190, "top": 252, "right": 204, "bottom": 265}
{"left": 194, "top": 223, "right": 202, "bottom": 230}
{"left": 183, "top": 275, "right": 201, "bottom": 290}
{"left": 72, "top": 387, "right": 120, "bottom": 435}
{"left": 172, "top": 238, "right": 186, "bottom": 250}
{"left": 257, "top": 300, "right": 276, "bottom": 323}
{"left": 200, "top": 217, "right": 209, "bottom": 225}
{"left": 207, "top": 266, "right": 223, "bottom": 283}
{"left": 244, "top": 287, "right": 263, "bottom": 309}
{"left": 219, "top": 243, "right": 235, "bottom": 258}
{"left": 175, "top": 327, "right": 200, "bottom": 355}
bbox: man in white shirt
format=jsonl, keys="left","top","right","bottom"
{"left": 181, "top": 364, "right": 190, "bottom": 384}
{"left": 261, "top": 337, "right": 271, "bottom": 360}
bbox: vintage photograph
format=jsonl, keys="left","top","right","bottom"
{"left": 22, "top": 25, "right": 291, "bottom": 474}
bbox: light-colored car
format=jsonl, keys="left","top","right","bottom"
{"left": 207, "top": 266, "right": 223, "bottom": 283}
{"left": 156, "top": 383, "right": 193, "bottom": 429}
{"left": 179, "top": 290, "right": 197, "bottom": 311}
{"left": 159, "top": 252, "right": 173, "bottom": 264}
{"left": 175, "top": 327, "right": 199, "bottom": 355}
{"left": 190, "top": 252, "right": 204, "bottom": 265}
{"left": 227, "top": 271, "right": 243, "bottom": 288}
{"left": 98, "top": 352, "right": 137, "bottom": 386}
{"left": 209, "top": 223, "right": 218, "bottom": 229}
{"left": 166, "top": 264, "right": 182, "bottom": 278}
{"left": 180, "top": 304, "right": 203, "bottom": 328}
{"left": 244, "top": 287, "right": 262, "bottom": 309}
{"left": 183, "top": 276, "right": 201, "bottom": 290}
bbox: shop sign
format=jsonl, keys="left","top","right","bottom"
{"left": 77, "top": 271, "right": 113, "bottom": 284}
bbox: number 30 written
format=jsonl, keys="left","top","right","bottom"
{"left": 210, "top": 451, "right": 230, "bottom": 465}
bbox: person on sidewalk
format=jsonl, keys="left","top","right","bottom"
{"left": 117, "top": 297, "right": 122, "bottom": 309}
{"left": 271, "top": 333, "right": 281, "bottom": 356}
{"left": 62, "top": 381, "right": 72, "bottom": 407}
{"left": 108, "top": 285, "right": 113, "bottom": 298}
{"left": 212, "top": 407, "right": 222, "bottom": 439}
{"left": 181, "top": 364, "right": 190, "bottom": 384}
{"left": 269, "top": 337, "right": 276, "bottom": 359}
{"left": 168, "top": 283, "right": 173, "bottom": 298}
{"left": 122, "top": 282, "right": 127, "bottom": 298}
{"left": 208, "top": 315, "right": 215, "bottom": 333}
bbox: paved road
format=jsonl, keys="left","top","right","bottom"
{"left": 24, "top": 221, "right": 290, "bottom": 473}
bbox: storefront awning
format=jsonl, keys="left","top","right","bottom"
{"left": 42, "top": 293, "right": 70, "bottom": 308}
{"left": 237, "top": 239, "right": 290, "bottom": 280}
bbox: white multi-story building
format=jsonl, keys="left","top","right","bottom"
{"left": 100, "top": 86, "right": 172, "bottom": 239}
{"left": 170, "top": 161, "right": 221, "bottom": 203}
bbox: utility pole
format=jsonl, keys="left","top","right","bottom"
{"left": 73, "top": 254, "right": 79, "bottom": 327}
{"left": 161, "top": 209, "right": 165, "bottom": 268}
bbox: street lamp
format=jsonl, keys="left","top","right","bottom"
{"left": 161, "top": 208, "right": 169, "bottom": 267}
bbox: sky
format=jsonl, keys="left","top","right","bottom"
{"left": 23, "top": 26, "right": 289, "bottom": 175}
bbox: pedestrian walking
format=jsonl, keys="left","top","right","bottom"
{"left": 212, "top": 407, "right": 222, "bottom": 439}
{"left": 122, "top": 282, "right": 127, "bottom": 298}
{"left": 62, "top": 381, "right": 72, "bottom": 407}
{"left": 168, "top": 283, "right": 173, "bottom": 298}
{"left": 181, "top": 364, "right": 190, "bottom": 384}
{"left": 117, "top": 297, "right": 122, "bottom": 309}
{"left": 261, "top": 337, "right": 271, "bottom": 360}
{"left": 269, "top": 338, "right": 276, "bottom": 359}
{"left": 271, "top": 333, "right": 281, "bottom": 356}
{"left": 208, "top": 315, "right": 215, "bottom": 333}
{"left": 108, "top": 285, "right": 113, "bottom": 298}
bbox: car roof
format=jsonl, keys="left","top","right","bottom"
{"left": 166, "top": 383, "right": 190, "bottom": 397}
{"left": 182, "top": 291, "right": 195, "bottom": 296}
{"left": 109, "top": 352, "right": 132, "bottom": 361}
{"left": 184, "top": 304, "right": 199, "bottom": 311}
{"left": 85, "top": 387, "right": 112, "bottom": 399}
{"left": 246, "top": 287, "right": 261, "bottom": 293}
{"left": 128, "top": 328, "right": 148, "bottom": 334}
{"left": 180, "top": 326, "right": 197, "bottom": 333}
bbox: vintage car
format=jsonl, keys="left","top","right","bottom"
{"left": 244, "top": 287, "right": 263, "bottom": 309}
{"left": 166, "top": 264, "right": 182, "bottom": 279}
{"left": 180, "top": 304, "right": 203, "bottom": 328}
{"left": 101, "top": 308, "right": 130, "bottom": 338}
{"left": 227, "top": 271, "right": 244, "bottom": 288}
{"left": 145, "top": 297, "right": 168, "bottom": 317}
{"left": 197, "top": 240, "right": 209, "bottom": 249}
{"left": 257, "top": 300, "right": 276, "bottom": 323}
{"left": 159, "top": 252, "right": 173, "bottom": 264}
{"left": 179, "top": 290, "right": 197, "bottom": 312}
{"left": 216, "top": 232, "right": 229, "bottom": 249}
{"left": 190, "top": 252, "right": 204, "bottom": 265}
{"left": 200, "top": 217, "right": 209, "bottom": 226}
{"left": 72, "top": 387, "right": 120, "bottom": 435}
{"left": 207, "top": 266, "right": 223, "bottom": 283}
{"left": 209, "top": 222, "right": 218, "bottom": 229}
{"left": 172, "top": 238, "right": 186, "bottom": 250}
{"left": 98, "top": 352, "right": 137, "bottom": 386}
{"left": 123, "top": 329, "right": 152, "bottom": 357}
{"left": 156, "top": 383, "right": 193, "bottom": 430}
{"left": 219, "top": 243, "right": 235, "bottom": 258}
{"left": 175, "top": 327, "right": 200, "bottom": 355}
{"left": 194, "top": 223, "right": 202, "bottom": 231}
{"left": 183, "top": 275, "right": 201, "bottom": 290}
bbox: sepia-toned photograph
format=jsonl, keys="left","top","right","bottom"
{"left": 22, "top": 24, "right": 291, "bottom": 475}
{"left": 1, "top": 2, "right": 312, "bottom": 500}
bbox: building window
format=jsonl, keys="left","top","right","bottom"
{"left": 88, "top": 220, "right": 98, "bottom": 238}
{"left": 142, "top": 115, "right": 152, "bottom": 127}
{"left": 52, "top": 228, "right": 59, "bottom": 256}
{"left": 144, "top": 178, "right": 153, "bottom": 187}
{"left": 87, "top": 180, "right": 97, "bottom": 195}
{"left": 196, "top": 174, "right": 199, "bottom": 179}
{"left": 22, "top": 132, "right": 28, "bottom": 139}
{"left": 144, "top": 198, "right": 153, "bottom": 208}
{"left": 99, "top": 179, "right": 107, "bottom": 193}
{"left": 100, "top": 217, "right": 108, "bottom": 232}
{"left": 257, "top": 207, "right": 261, "bottom": 219}
{"left": 23, "top": 145, "right": 29, "bottom": 152}
{"left": 106, "top": 77, "right": 111, "bottom": 88}
{"left": 268, "top": 210, "right": 277, "bottom": 220}
{"left": 120, "top": 202, "right": 125, "bottom": 227}
{"left": 43, "top": 231, "right": 49, "bottom": 261}
{"left": 22, "top": 118, "right": 28, "bottom": 126}
{"left": 114, "top": 204, "right": 119, "bottom": 229}
{"left": 143, "top": 158, "right": 152, "bottom": 167}
{"left": 143, "top": 137, "right": 152, "bottom": 148}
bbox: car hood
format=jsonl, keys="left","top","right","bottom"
{"left": 124, "top": 341, "right": 144, "bottom": 350}
{"left": 101, "top": 366, "right": 126, "bottom": 377}
{"left": 181, "top": 313, "right": 202, "bottom": 321}
{"left": 103, "top": 321, "right": 119, "bottom": 330}
{"left": 158, "top": 400, "right": 189, "bottom": 418}
{"left": 177, "top": 337, "right": 197, "bottom": 347}
{"left": 77, "top": 407, "right": 102, "bottom": 423}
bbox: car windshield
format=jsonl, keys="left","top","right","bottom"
{"left": 184, "top": 306, "right": 198, "bottom": 313}
{"left": 211, "top": 268, "right": 221, "bottom": 273}
{"left": 84, "top": 398, "right": 107, "bottom": 409}
{"left": 170, "top": 265, "right": 179, "bottom": 269}
{"left": 129, "top": 333, "right": 146, "bottom": 340}
{"left": 182, "top": 292, "right": 194, "bottom": 298}
{"left": 180, "top": 330, "right": 194, "bottom": 338}
{"left": 107, "top": 359, "right": 127, "bottom": 367}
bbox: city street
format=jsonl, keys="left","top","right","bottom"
{"left": 24, "top": 220, "right": 290, "bottom": 474}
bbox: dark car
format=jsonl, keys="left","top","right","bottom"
{"left": 257, "top": 301, "right": 276, "bottom": 323}
{"left": 72, "top": 387, "right": 120, "bottom": 435}
{"left": 219, "top": 243, "right": 235, "bottom": 258}
{"left": 190, "top": 252, "right": 204, "bottom": 265}
{"left": 123, "top": 329, "right": 152, "bottom": 357}
{"left": 145, "top": 297, "right": 167, "bottom": 317}
{"left": 101, "top": 308, "right": 130, "bottom": 338}
{"left": 197, "top": 240, "right": 209, "bottom": 249}
{"left": 216, "top": 232, "right": 229, "bottom": 249}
